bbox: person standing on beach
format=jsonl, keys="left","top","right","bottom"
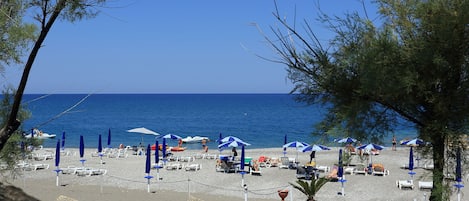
{"left": 392, "top": 135, "right": 397, "bottom": 151}
{"left": 309, "top": 151, "right": 316, "bottom": 163}
{"left": 232, "top": 147, "right": 238, "bottom": 160}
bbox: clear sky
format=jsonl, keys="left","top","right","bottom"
{"left": 4, "top": 0, "right": 377, "bottom": 94}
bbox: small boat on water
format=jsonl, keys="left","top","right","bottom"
{"left": 181, "top": 136, "right": 209, "bottom": 143}
{"left": 23, "top": 128, "right": 56, "bottom": 139}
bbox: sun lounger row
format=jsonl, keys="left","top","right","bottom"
{"left": 396, "top": 180, "right": 433, "bottom": 190}
{"left": 61, "top": 166, "right": 107, "bottom": 176}
{"left": 16, "top": 161, "right": 49, "bottom": 171}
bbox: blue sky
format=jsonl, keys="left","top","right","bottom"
{"left": 5, "top": 0, "right": 377, "bottom": 94}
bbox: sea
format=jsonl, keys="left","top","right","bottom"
{"left": 19, "top": 94, "right": 416, "bottom": 150}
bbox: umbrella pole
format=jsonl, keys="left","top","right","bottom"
{"left": 54, "top": 166, "right": 61, "bottom": 187}
{"left": 147, "top": 173, "right": 151, "bottom": 193}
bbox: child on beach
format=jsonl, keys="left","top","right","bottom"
{"left": 392, "top": 135, "right": 397, "bottom": 151}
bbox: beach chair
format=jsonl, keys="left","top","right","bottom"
{"left": 250, "top": 160, "right": 262, "bottom": 176}
{"left": 316, "top": 165, "right": 330, "bottom": 173}
{"left": 268, "top": 157, "right": 279, "bottom": 167}
{"left": 32, "top": 152, "right": 53, "bottom": 161}
{"left": 372, "top": 163, "right": 390, "bottom": 176}
{"left": 296, "top": 166, "right": 308, "bottom": 179}
{"left": 166, "top": 162, "right": 183, "bottom": 170}
{"left": 353, "top": 164, "right": 367, "bottom": 175}
{"left": 62, "top": 166, "right": 80, "bottom": 174}
{"left": 185, "top": 163, "right": 201, "bottom": 171}
{"left": 279, "top": 157, "right": 290, "bottom": 169}
{"left": 418, "top": 181, "right": 433, "bottom": 190}
{"left": 257, "top": 156, "right": 271, "bottom": 168}
{"left": 344, "top": 167, "right": 355, "bottom": 175}
{"left": 396, "top": 180, "right": 414, "bottom": 189}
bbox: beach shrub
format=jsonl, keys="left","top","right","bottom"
{"left": 289, "top": 177, "right": 329, "bottom": 201}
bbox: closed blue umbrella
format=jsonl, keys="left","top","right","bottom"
{"left": 98, "top": 134, "right": 103, "bottom": 164}
{"left": 283, "top": 134, "right": 287, "bottom": 156}
{"left": 98, "top": 135, "right": 102, "bottom": 153}
{"left": 154, "top": 140, "right": 161, "bottom": 180}
{"left": 79, "top": 135, "right": 85, "bottom": 166}
{"left": 55, "top": 140, "right": 60, "bottom": 168}
{"left": 240, "top": 145, "right": 246, "bottom": 186}
{"left": 107, "top": 128, "right": 111, "bottom": 148}
{"left": 338, "top": 149, "right": 346, "bottom": 196}
{"left": 240, "top": 145, "right": 245, "bottom": 171}
{"left": 61, "top": 131, "right": 65, "bottom": 150}
{"left": 145, "top": 144, "right": 151, "bottom": 174}
{"left": 455, "top": 147, "right": 464, "bottom": 201}
{"left": 155, "top": 140, "right": 159, "bottom": 164}
{"left": 144, "top": 144, "right": 153, "bottom": 193}
{"left": 54, "top": 139, "right": 61, "bottom": 186}
{"left": 408, "top": 146, "right": 415, "bottom": 179}
{"left": 338, "top": 149, "right": 343, "bottom": 177}
{"left": 162, "top": 138, "right": 166, "bottom": 162}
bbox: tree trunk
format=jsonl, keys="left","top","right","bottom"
{"left": 0, "top": 0, "right": 66, "bottom": 151}
{"left": 429, "top": 131, "right": 445, "bottom": 201}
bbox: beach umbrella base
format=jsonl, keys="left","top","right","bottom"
{"left": 144, "top": 174, "right": 154, "bottom": 193}
{"left": 338, "top": 178, "right": 346, "bottom": 196}
{"left": 54, "top": 168, "right": 61, "bottom": 186}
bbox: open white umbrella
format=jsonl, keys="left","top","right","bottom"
{"left": 127, "top": 127, "right": 160, "bottom": 145}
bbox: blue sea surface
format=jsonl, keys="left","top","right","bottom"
{"left": 20, "top": 94, "right": 415, "bottom": 150}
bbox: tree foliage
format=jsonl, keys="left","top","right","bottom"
{"left": 266, "top": 0, "right": 469, "bottom": 200}
{"left": 289, "top": 177, "right": 329, "bottom": 201}
{"left": 0, "top": 1, "right": 36, "bottom": 72}
{"left": 0, "top": 0, "right": 107, "bottom": 154}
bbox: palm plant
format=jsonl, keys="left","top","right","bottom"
{"left": 289, "top": 177, "right": 329, "bottom": 201}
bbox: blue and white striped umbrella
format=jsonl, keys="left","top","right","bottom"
{"left": 161, "top": 134, "right": 182, "bottom": 140}
{"left": 356, "top": 143, "right": 384, "bottom": 151}
{"left": 335, "top": 137, "right": 357, "bottom": 144}
{"left": 283, "top": 141, "right": 309, "bottom": 161}
{"left": 283, "top": 141, "right": 309, "bottom": 148}
{"left": 400, "top": 138, "right": 424, "bottom": 146}
{"left": 357, "top": 143, "right": 384, "bottom": 165}
{"left": 220, "top": 136, "right": 244, "bottom": 143}
{"left": 300, "top": 144, "right": 331, "bottom": 152}
{"left": 218, "top": 139, "right": 250, "bottom": 148}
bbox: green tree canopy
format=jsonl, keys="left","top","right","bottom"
{"left": 266, "top": 0, "right": 469, "bottom": 200}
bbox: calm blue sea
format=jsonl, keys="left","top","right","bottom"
{"left": 20, "top": 94, "right": 415, "bottom": 150}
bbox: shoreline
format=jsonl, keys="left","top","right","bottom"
{"left": 5, "top": 147, "right": 467, "bottom": 201}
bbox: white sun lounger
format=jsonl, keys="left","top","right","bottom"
{"left": 185, "top": 163, "right": 201, "bottom": 171}
{"left": 396, "top": 180, "right": 414, "bottom": 189}
{"left": 418, "top": 181, "right": 433, "bottom": 190}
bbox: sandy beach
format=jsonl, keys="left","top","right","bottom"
{"left": 4, "top": 146, "right": 467, "bottom": 201}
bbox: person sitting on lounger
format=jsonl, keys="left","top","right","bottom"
{"left": 326, "top": 166, "right": 339, "bottom": 181}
